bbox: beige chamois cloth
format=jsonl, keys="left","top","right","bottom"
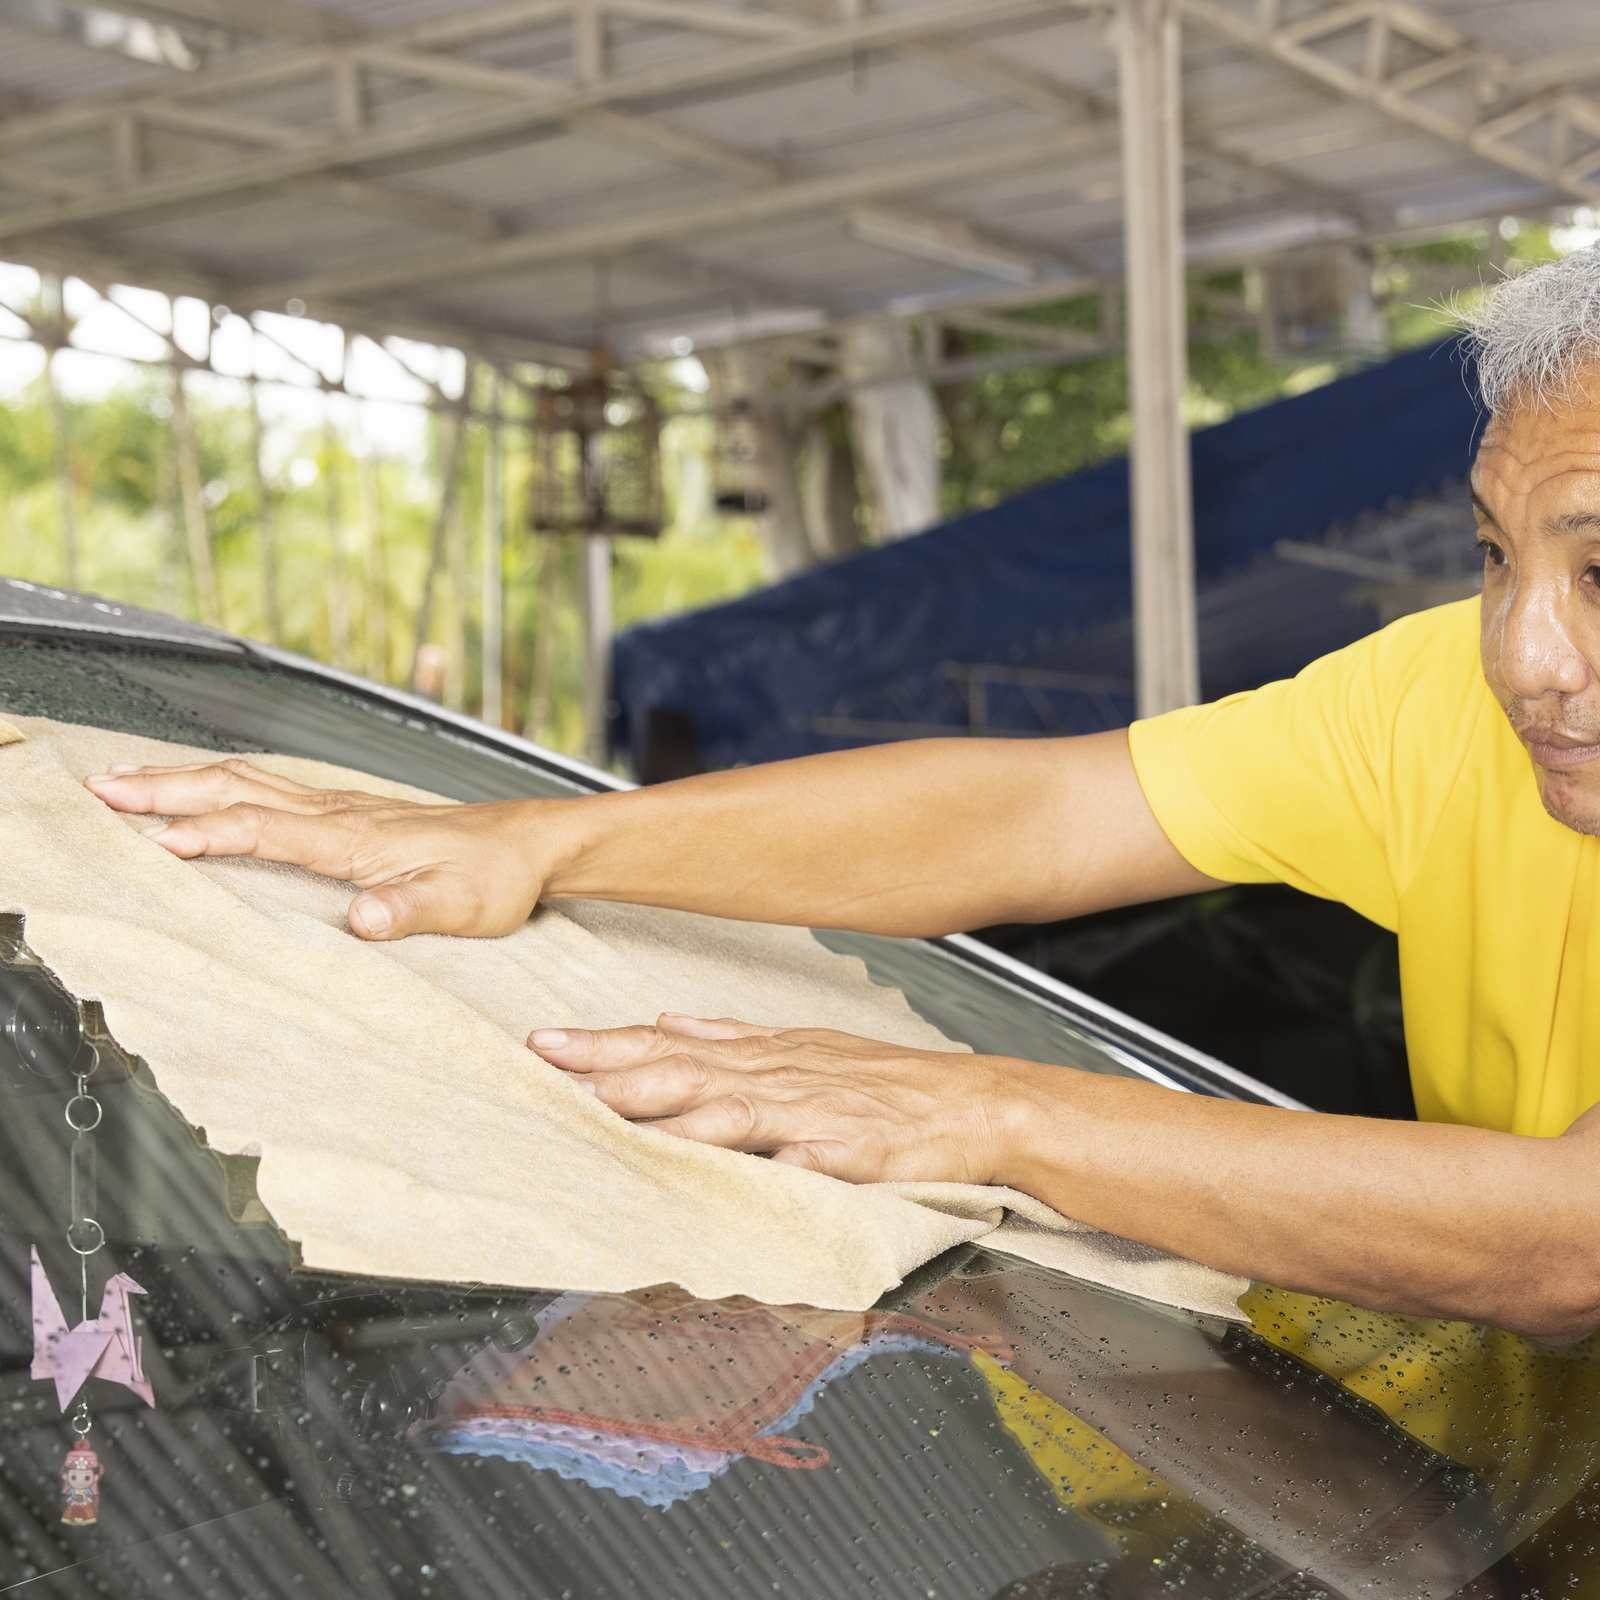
{"left": 0, "top": 716, "right": 1248, "bottom": 1320}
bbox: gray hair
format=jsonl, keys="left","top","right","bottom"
{"left": 1462, "top": 246, "right": 1600, "bottom": 413}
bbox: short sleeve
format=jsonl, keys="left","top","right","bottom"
{"left": 1126, "top": 599, "right": 1485, "bottom": 933}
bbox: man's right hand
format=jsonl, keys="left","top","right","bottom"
{"left": 85, "top": 759, "right": 551, "bottom": 940}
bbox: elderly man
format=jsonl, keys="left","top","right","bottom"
{"left": 84, "top": 248, "right": 1600, "bottom": 1345}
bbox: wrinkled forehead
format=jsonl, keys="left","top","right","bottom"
{"left": 1472, "top": 383, "right": 1600, "bottom": 518}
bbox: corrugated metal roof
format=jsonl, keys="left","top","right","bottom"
{"left": 0, "top": 0, "right": 1592, "bottom": 366}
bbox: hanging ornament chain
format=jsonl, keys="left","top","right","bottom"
{"left": 66, "top": 1064, "right": 105, "bottom": 1324}
{"left": 57, "top": 1052, "right": 109, "bottom": 1526}
{"left": 63, "top": 1053, "right": 105, "bottom": 1508}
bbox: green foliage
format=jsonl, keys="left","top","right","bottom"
{"left": 937, "top": 278, "right": 1340, "bottom": 515}
{"left": 0, "top": 370, "right": 767, "bottom": 761}
{"left": 935, "top": 234, "right": 1517, "bottom": 518}
{"left": 0, "top": 218, "right": 1534, "bottom": 759}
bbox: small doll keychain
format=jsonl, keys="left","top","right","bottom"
{"left": 59, "top": 1406, "right": 102, "bottom": 1526}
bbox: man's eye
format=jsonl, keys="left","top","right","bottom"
{"left": 1477, "top": 538, "right": 1507, "bottom": 567}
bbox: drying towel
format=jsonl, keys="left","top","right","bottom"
{"left": 0, "top": 716, "right": 1249, "bottom": 1318}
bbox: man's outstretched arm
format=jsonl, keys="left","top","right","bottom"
{"left": 84, "top": 730, "right": 1222, "bottom": 940}
{"left": 529, "top": 1012, "right": 1600, "bottom": 1345}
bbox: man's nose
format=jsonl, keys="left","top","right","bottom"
{"left": 1494, "top": 566, "right": 1593, "bottom": 700}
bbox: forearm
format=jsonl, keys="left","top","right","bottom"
{"left": 541, "top": 731, "right": 1211, "bottom": 935}
{"left": 995, "top": 1065, "right": 1600, "bottom": 1341}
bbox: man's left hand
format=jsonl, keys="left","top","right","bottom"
{"left": 527, "top": 1014, "right": 1031, "bottom": 1186}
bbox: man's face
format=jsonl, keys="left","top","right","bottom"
{"left": 1475, "top": 374, "right": 1600, "bottom": 834}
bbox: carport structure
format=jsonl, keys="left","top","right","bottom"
{"left": 0, "top": 0, "right": 1596, "bottom": 727}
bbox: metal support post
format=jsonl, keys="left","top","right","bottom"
{"left": 581, "top": 535, "right": 613, "bottom": 769}
{"left": 1117, "top": 0, "right": 1199, "bottom": 718}
{"left": 481, "top": 368, "right": 504, "bottom": 728}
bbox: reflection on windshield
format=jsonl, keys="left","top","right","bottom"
{"left": 1244, "top": 1285, "right": 1600, "bottom": 1599}
{"left": 414, "top": 1289, "right": 1012, "bottom": 1508}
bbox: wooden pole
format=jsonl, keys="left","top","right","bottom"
{"left": 358, "top": 429, "right": 387, "bottom": 683}
{"left": 481, "top": 367, "right": 504, "bottom": 728}
{"left": 324, "top": 411, "right": 350, "bottom": 670}
{"left": 444, "top": 448, "right": 467, "bottom": 713}
{"left": 169, "top": 365, "right": 221, "bottom": 628}
{"left": 38, "top": 275, "right": 78, "bottom": 590}
{"left": 581, "top": 532, "right": 612, "bottom": 768}
{"left": 44, "top": 355, "right": 79, "bottom": 590}
{"left": 1117, "top": 0, "right": 1198, "bottom": 717}
{"left": 156, "top": 428, "right": 180, "bottom": 616}
{"left": 842, "top": 321, "right": 941, "bottom": 544}
{"left": 525, "top": 533, "right": 562, "bottom": 744}
{"left": 248, "top": 380, "right": 282, "bottom": 645}
{"left": 409, "top": 410, "right": 467, "bottom": 691}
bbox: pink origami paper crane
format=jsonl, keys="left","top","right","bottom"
{"left": 31, "top": 1246, "right": 154, "bottom": 1411}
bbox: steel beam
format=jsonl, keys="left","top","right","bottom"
{"left": 1118, "top": 0, "right": 1199, "bottom": 718}
{"left": 2, "top": 236, "right": 595, "bottom": 368}
{"left": 120, "top": 0, "right": 363, "bottom": 43}
{"left": 845, "top": 205, "right": 1053, "bottom": 284}
{"left": 0, "top": 0, "right": 1077, "bottom": 241}
{"left": 1181, "top": 0, "right": 1600, "bottom": 204}
{"left": 244, "top": 121, "right": 1119, "bottom": 304}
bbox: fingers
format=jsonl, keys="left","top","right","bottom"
{"left": 646, "top": 1093, "right": 793, "bottom": 1154}
{"left": 85, "top": 759, "right": 362, "bottom": 819}
{"left": 93, "top": 764, "right": 540, "bottom": 941}
{"left": 656, "top": 1013, "right": 773, "bottom": 1041}
{"left": 527, "top": 1016, "right": 988, "bottom": 1184}
{"left": 527, "top": 1021, "right": 756, "bottom": 1124}
{"left": 138, "top": 801, "right": 361, "bottom": 879}
{"left": 526, "top": 1017, "right": 778, "bottom": 1074}
{"left": 527, "top": 1018, "right": 816, "bottom": 1144}
{"left": 348, "top": 868, "right": 527, "bottom": 941}
{"left": 527, "top": 1024, "right": 685, "bottom": 1073}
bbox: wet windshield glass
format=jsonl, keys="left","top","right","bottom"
{"left": 0, "top": 632, "right": 1594, "bottom": 1598}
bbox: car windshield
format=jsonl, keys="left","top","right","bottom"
{"left": 0, "top": 629, "right": 1592, "bottom": 1600}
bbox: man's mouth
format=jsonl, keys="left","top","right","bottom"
{"left": 1525, "top": 732, "right": 1600, "bottom": 769}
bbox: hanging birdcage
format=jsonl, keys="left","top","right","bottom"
{"left": 529, "top": 373, "right": 663, "bottom": 537}
{"left": 711, "top": 398, "right": 769, "bottom": 516}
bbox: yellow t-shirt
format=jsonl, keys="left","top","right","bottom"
{"left": 1128, "top": 595, "right": 1598, "bottom": 1138}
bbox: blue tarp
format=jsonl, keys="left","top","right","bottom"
{"left": 613, "top": 341, "right": 1485, "bottom": 770}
